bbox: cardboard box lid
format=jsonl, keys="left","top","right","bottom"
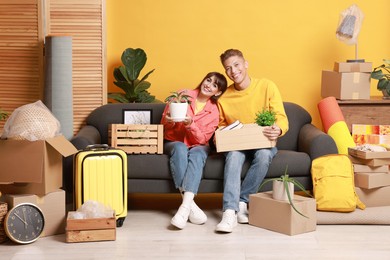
{"left": 0, "top": 135, "right": 78, "bottom": 184}
{"left": 46, "top": 135, "right": 78, "bottom": 157}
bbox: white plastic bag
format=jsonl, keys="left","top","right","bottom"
{"left": 336, "top": 4, "right": 364, "bottom": 45}
{"left": 1, "top": 100, "right": 61, "bottom": 141}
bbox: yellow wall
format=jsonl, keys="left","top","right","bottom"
{"left": 106, "top": 0, "right": 390, "bottom": 128}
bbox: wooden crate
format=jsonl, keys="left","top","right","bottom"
{"left": 215, "top": 124, "right": 276, "bottom": 152}
{"left": 66, "top": 212, "right": 116, "bottom": 243}
{"left": 109, "top": 124, "right": 163, "bottom": 154}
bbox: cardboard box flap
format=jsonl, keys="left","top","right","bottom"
{"left": 46, "top": 135, "right": 78, "bottom": 157}
{"left": 0, "top": 140, "right": 44, "bottom": 183}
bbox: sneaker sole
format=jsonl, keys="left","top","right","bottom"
{"left": 171, "top": 218, "right": 186, "bottom": 229}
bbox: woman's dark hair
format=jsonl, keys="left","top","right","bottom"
{"left": 196, "top": 72, "right": 227, "bottom": 103}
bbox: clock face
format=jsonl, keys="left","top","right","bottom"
{"left": 4, "top": 203, "right": 45, "bottom": 244}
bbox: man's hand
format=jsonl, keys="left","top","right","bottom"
{"left": 263, "top": 125, "right": 281, "bottom": 141}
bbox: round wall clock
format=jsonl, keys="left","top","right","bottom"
{"left": 4, "top": 203, "right": 45, "bottom": 244}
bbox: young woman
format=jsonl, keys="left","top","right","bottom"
{"left": 161, "top": 72, "right": 227, "bottom": 229}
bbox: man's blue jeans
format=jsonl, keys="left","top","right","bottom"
{"left": 222, "top": 147, "right": 277, "bottom": 212}
{"left": 164, "top": 141, "right": 209, "bottom": 194}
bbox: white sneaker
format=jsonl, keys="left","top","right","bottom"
{"left": 215, "top": 209, "right": 237, "bottom": 233}
{"left": 171, "top": 204, "right": 190, "bottom": 229}
{"left": 237, "top": 201, "right": 249, "bottom": 224}
{"left": 189, "top": 201, "right": 207, "bottom": 225}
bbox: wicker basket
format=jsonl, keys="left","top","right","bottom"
{"left": 0, "top": 202, "right": 8, "bottom": 243}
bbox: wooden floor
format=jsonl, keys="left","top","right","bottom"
{"left": 1, "top": 194, "right": 390, "bottom": 259}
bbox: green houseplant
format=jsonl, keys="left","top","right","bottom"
{"left": 258, "top": 167, "right": 313, "bottom": 218}
{"left": 164, "top": 90, "right": 192, "bottom": 121}
{"left": 255, "top": 108, "right": 276, "bottom": 126}
{"left": 371, "top": 59, "right": 390, "bottom": 99}
{"left": 108, "top": 48, "right": 158, "bottom": 103}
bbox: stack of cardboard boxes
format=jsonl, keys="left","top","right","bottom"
{"left": 0, "top": 135, "right": 78, "bottom": 237}
{"left": 321, "top": 62, "right": 372, "bottom": 100}
{"left": 348, "top": 147, "right": 390, "bottom": 207}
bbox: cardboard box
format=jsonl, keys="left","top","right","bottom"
{"left": 355, "top": 172, "right": 390, "bottom": 189}
{"left": 353, "top": 163, "right": 388, "bottom": 173}
{"left": 109, "top": 124, "right": 163, "bottom": 154}
{"left": 333, "top": 62, "right": 372, "bottom": 73}
{"left": 348, "top": 147, "right": 390, "bottom": 159}
{"left": 66, "top": 212, "right": 116, "bottom": 243}
{"left": 0, "top": 135, "right": 78, "bottom": 195}
{"left": 249, "top": 192, "right": 316, "bottom": 236}
{"left": 321, "top": 70, "right": 370, "bottom": 100}
{"left": 215, "top": 124, "right": 276, "bottom": 152}
{"left": 349, "top": 155, "right": 390, "bottom": 167}
{"left": 0, "top": 189, "right": 66, "bottom": 237}
{"left": 355, "top": 186, "right": 390, "bottom": 207}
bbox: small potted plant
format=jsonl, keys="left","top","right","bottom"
{"left": 258, "top": 167, "right": 313, "bottom": 218}
{"left": 371, "top": 59, "right": 390, "bottom": 99}
{"left": 255, "top": 108, "right": 276, "bottom": 126}
{"left": 164, "top": 90, "right": 192, "bottom": 121}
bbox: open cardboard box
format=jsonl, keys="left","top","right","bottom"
{"left": 0, "top": 135, "right": 78, "bottom": 195}
{"left": 215, "top": 124, "right": 276, "bottom": 153}
{"left": 249, "top": 192, "right": 316, "bottom": 236}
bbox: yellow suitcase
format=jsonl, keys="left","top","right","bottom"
{"left": 74, "top": 144, "right": 127, "bottom": 227}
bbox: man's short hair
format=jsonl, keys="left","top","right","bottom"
{"left": 220, "top": 49, "right": 244, "bottom": 63}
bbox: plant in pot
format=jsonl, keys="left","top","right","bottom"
{"left": 108, "top": 48, "right": 159, "bottom": 103}
{"left": 371, "top": 59, "right": 390, "bottom": 99}
{"left": 255, "top": 108, "right": 276, "bottom": 126}
{"left": 258, "top": 167, "right": 313, "bottom": 218}
{"left": 164, "top": 90, "right": 192, "bottom": 122}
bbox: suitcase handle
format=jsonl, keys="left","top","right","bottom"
{"left": 85, "top": 144, "right": 110, "bottom": 151}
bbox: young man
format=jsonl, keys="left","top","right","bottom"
{"left": 216, "top": 49, "right": 289, "bottom": 233}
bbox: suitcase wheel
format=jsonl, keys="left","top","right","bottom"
{"left": 116, "top": 217, "right": 125, "bottom": 227}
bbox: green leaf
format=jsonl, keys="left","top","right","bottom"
{"left": 121, "top": 48, "right": 147, "bottom": 81}
{"left": 107, "top": 93, "right": 129, "bottom": 103}
{"left": 139, "top": 69, "right": 155, "bottom": 83}
{"left": 378, "top": 78, "right": 389, "bottom": 90}
{"left": 134, "top": 81, "right": 151, "bottom": 94}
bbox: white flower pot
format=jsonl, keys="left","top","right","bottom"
{"left": 169, "top": 103, "right": 188, "bottom": 121}
{"left": 272, "top": 180, "right": 294, "bottom": 201}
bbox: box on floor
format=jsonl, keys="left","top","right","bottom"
{"left": 355, "top": 172, "right": 390, "bottom": 189}
{"left": 0, "top": 189, "right": 66, "bottom": 237}
{"left": 249, "top": 192, "right": 316, "bottom": 236}
{"left": 66, "top": 211, "right": 116, "bottom": 243}
{"left": 321, "top": 70, "right": 370, "bottom": 100}
{"left": 215, "top": 124, "right": 275, "bottom": 153}
{"left": 0, "top": 135, "right": 78, "bottom": 195}
{"left": 355, "top": 186, "right": 390, "bottom": 207}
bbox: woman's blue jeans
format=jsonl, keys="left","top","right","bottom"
{"left": 222, "top": 147, "right": 277, "bottom": 212}
{"left": 164, "top": 141, "right": 209, "bottom": 194}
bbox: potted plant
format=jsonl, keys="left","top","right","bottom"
{"left": 371, "top": 59, "right": 390, "bottom": 99}
{"left": 258, "top": 167, "right": 313, "bottom": 218}
{"left": 255, "top": 108, "right": 276, "bottom": 126}
{"left": 108, "top": 48, "right": 159, "bottom": 103}
{"left": 164, "top": 90, "right": 192, "bottom": 121}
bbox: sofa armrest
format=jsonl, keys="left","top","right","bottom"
{"left": 298, "top": 124, "right": 338, "bottom": 160}
{"left": 70, "top": 125, "right": 102, "bottom": 150}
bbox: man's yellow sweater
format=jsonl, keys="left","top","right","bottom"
{"left": 217, "top": 78, "right": 289, "bottom": 136}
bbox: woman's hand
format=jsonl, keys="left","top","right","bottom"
{"left": 263, "top": 125, "right": 281, "bottom": 141}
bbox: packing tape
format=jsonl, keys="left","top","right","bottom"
{"left": 353, "top": 72, "right": 360, "bottom": 83}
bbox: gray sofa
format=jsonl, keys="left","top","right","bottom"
{"left": 63, "top": 102, "right": 337, "bottom": 200}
